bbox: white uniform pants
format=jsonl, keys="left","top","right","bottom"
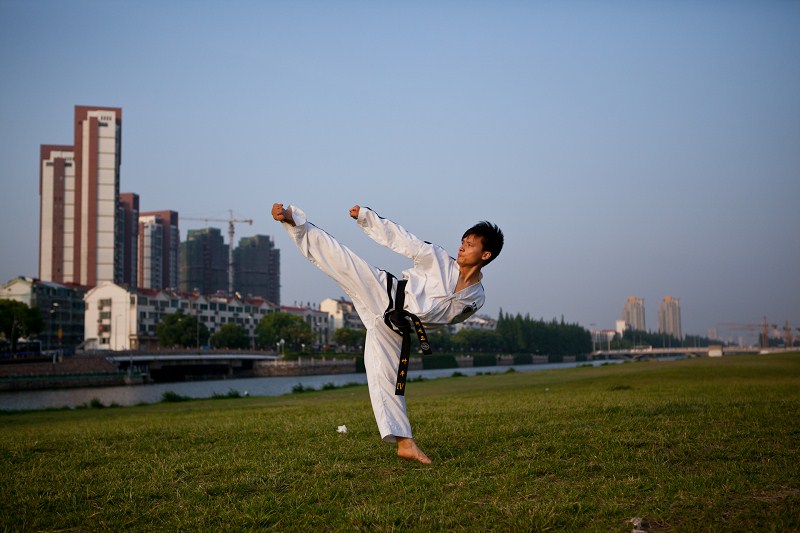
{"left": 287, "top": 218, "right": 411, "bottom": 442}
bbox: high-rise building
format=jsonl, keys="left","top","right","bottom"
{"left": 118, "top": 193, "right": 139, "bottom": 289}
{"left": 658, "top": 295, "right": 682, "bottom": 340}
{"left": 622, "top": 296, "right": 646, "bottom": 331}
{"left": 179, "top": 227, "right": 228, "bottom": 294}
{"left": 39, "top": 145, "right": 75, "bottom": 284}
{"left": 138, "top": 210, "right": 179, "bottom": 290}
{"left": 138, "top": 215, "right": 163, "bottom": 290}
{"left": 39, "top": 106, "right": 123, "bottom": 287}
{"left": 233, "top": 235, "right": 280, "bottom": 304}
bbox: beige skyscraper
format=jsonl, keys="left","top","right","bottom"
{"left": 39, "top": 106, "right": 123, "bottom": 287}
{"left": 658, "top": 295, "right": 682, "bottom": 340}
{"left": 622, "top": 296, "right": 646, "bottom": 331}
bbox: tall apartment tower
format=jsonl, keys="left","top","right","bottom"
{"left": 622, "top": 296, "right": 646, "bottom": 332}
{"left": 179, "top": 227, "right": 228, "bottom": 294}
{"left": 39, "top": 106, "right": 123, "bottom": 287}
{"left": 39, "top": 145, "right": 75, "bottom": 283}
{"left": 658, "top": 296, "right": 682, "bottom": 340}
{"left": 138, "top": 210, "right": 179, "bottom": 290}
{"left": 118, "top": 193, "right": 139, "bottom": 289}
{"left": 233, "top": 235, "right": 280, "bottom": 305}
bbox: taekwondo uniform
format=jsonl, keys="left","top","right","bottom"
{"left": 281, "top": 205, "right": 485, "bottom": 443}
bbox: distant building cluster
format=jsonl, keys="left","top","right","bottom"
{"left": 1, "top": 105, "right": 281, "bottom": 352}
{"left": 37, "top": 105, "right": 280, "bottom": 301}
{"left": 617, "top": 295, "right": 682, "bottom": 340}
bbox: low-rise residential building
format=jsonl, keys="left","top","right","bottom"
{"left": 280, "top": 305, "right": 331, "bottom": 351}
{"left": 451, "top": 314, "right": 496, "bottom": 333}
{"left": 83, "top": 282, "right": 276, "bottom": 351}
{"left": 1, "top": 276, "right": 86, "bottom": 352}
{"left": 320, "top": 297, "right": 363, "bottom": 342}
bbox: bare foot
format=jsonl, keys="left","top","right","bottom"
{"left": 271, "top": 203, "right": 295, "bottom": 226}
{"left": 397, "top": 437, "right": 432, "bottom": 464}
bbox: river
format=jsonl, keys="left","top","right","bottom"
{"left": 0, "top": 359, "right": 630, "bottom": 412}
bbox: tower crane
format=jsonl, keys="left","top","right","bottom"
{"left": 717, "top": 317, "right": 783, "bottom": 349}
{"left": 182, "top": 210, "right": 253, "bottom": 294}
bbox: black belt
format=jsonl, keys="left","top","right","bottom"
{"left": 383, "top": 274, "right": 432, "bottom": 395}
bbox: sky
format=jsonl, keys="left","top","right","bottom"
{"left": 1, "top": 0, "right": 798, "bottom": 343}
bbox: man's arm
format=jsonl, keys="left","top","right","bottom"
{"left": 353, "top": 205, "right": 427, "bottom": 260}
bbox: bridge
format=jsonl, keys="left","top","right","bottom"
{"left": 106, "top": 353, "right": 279, "bottom": 382}
{"left": 591, "top": 346, "right": 784, "bottom": 360}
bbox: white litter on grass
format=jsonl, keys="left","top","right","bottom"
{"left": 337, "top": 425, "right": 348, "bottom": 434}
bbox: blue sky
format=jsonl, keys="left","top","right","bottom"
{"left": 1, "top": 0, "right": 798, "bottom": 342}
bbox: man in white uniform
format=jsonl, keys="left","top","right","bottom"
{"left": 272, "top": 203, "right": 503, "bottom": 464}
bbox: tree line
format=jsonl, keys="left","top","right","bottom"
{"left": 400, "top": 311, "right": 592, "bottom": 356}
{"left": 1, "top": 299, "right": 725, "bottom": 357}
{"left": 609, "top": 328, "right": 720, "bottom": 350}
{"left": 155, "top": 310, "right": 595, "bottom": 356}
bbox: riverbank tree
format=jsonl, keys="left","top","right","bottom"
{"left": 156, "top": 310, "right": 209, "bottom": 348}
{"left": 256, "top": 312, "right": 313, "bottom": 353}
{"left": 0, "top": 300, "right": 43, "bottom": 354}
{"left": 332, "top": 327, "right": 366, "bottom": 352}
{"left": 210, "top": 323, "right": 250, "bottom": 350}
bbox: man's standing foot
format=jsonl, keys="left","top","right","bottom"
{"left": 397, "top": 437, "right": 432, "bottom": 464}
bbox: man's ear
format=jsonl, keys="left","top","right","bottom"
{"left": 482, "top": 251, "right": 492, "bottom": 262}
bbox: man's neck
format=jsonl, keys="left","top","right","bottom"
{"left": 456, "top": 265, "right": 482, "bottom": 292}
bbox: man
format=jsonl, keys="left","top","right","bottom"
{"left": 272, "top": 202, "right": 503, "bottom": 464}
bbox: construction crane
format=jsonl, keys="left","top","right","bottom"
{"left": 782, "top": 320, "right": 800, "bottom": 348}
{"left": 182, "top": 210, "right": 253, "bottom": 294}
{"left": 717, "top": 317, "right": 782, "bottom": 349}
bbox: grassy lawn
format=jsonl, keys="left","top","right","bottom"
{"left": 1, "top": 354, "right": 798, "bottom": 531}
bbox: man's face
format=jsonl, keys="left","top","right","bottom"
{"left": 457, "top": 234, "right": 489, "bottom": 268}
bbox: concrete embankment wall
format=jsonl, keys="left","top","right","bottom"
{"left": 0, "top": 356, "right": 127, "bottom": 391}
{"left": 0, "top": 353, "right": 559, "bottom": 390}
{"left": 252, "top": 354, "right": 553, "bottom": 377}
{"left": 254, "top": 359, "right": 359, "bottom": 377}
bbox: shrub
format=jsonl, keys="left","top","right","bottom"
{"left": 161, "top": 391, "right": 191, "bottom": 403}
{"left": 212, "top": 389, "right": 242, "bottom": 399}
{"left": 89, "top": 398, "right": 105, "bottom": 409}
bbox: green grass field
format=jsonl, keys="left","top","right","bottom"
{"left": 1, "top": 354, "right": 798, "bottom": 531}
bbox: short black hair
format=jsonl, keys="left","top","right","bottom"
{"left": 463, "top": 221, "right": 504, "bottom": 265}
